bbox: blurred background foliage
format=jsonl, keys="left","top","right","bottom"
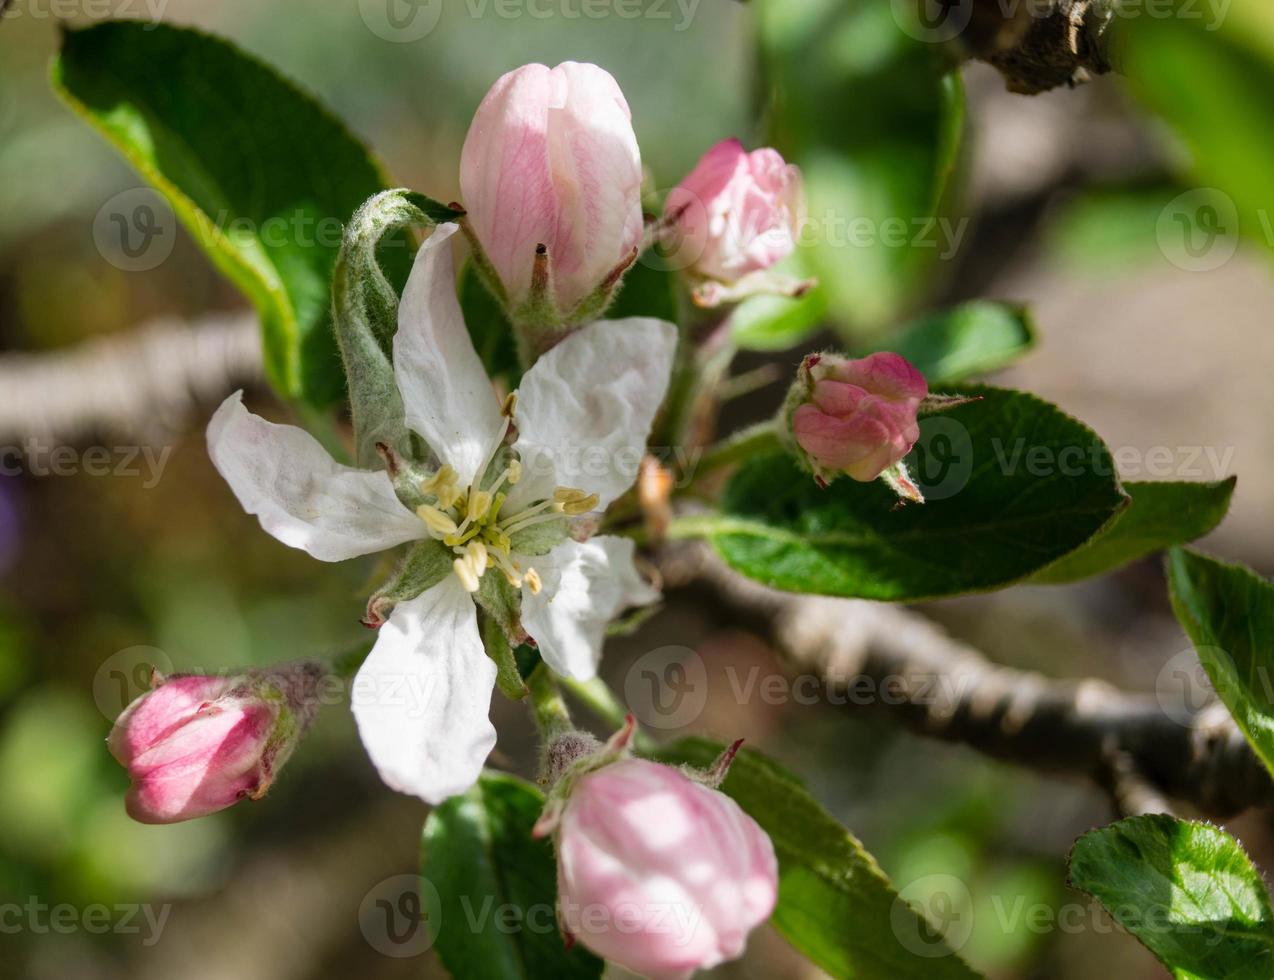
{"left": 2, "top": 0, "right": 1273, "bottom": 978}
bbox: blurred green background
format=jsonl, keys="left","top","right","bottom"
{"left": 3, "top": 1, "right": 1274, "bottom": 978}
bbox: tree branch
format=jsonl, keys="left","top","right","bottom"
{"left": 659, "top": 543, "right": 1273, "bottom": 818}
{"left": 0, "top": 312, "right": 261, "bottom": 445}
{"left": 962, "top": 0, "right": 1119, "bottom": 94}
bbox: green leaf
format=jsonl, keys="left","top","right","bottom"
{"left": 1029, "top": 478, "right": 1235, "bottom": 585}
{"left": 1068, "top": 814, "right": 1274, "bottom": 980}
{"left": 460, "top": 261, "right": 521, "bottom": 388}
{"left": 652, "top": 738, "right": 982, "bottom": 979}
{"left": 421, "top": 772, "right": 603, "bottom": 980}
{"left": 730, "top": 253, "right": 828, "bottom": 352}
{"left": 682, "top": 387, "right": 1127, "bottom": 600}
{"left": 1167, "top": 548, "right": 1274, "bottom": 778}
{"left": 606, "top": 249, "right": 679, "bottom": 324}
{"left": 859, "top": 302, "right": 1036, "bottom": 385}
{"left": 758, "top": 0, "right": 967, "bottom": 335}
{"left": 51, "top": 21, "right": 405, "bottom": 407}
{"left": 1119, "top": 6, "right": 1274, "bottom": 261}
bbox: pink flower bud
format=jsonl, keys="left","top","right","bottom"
{"left": 459, "top": 62, "right": 643, "bottom": 318}
{"left": 107, "top": 663, "right": 324, "bottom": 824}
{"left": 554, "top": 757, "right": 777, "bottom": 979}
{"left": 789, "top": 352, "right": 928, "bottom": 482}
{"left": 664, "top": 138, "right": 803, "bottom": 284}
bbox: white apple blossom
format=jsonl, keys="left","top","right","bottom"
{"left": 206, "top": 221, "right": 675, "bottom": 804}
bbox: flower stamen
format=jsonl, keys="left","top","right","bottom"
{"left": 554, "top": 487, "right": 600, "bottom": 516}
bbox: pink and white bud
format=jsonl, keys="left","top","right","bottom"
{"left": 552, "top": 757, "right": 777, "bottom": 979}
{"left": 459, "top": 62, "right": 643, "bottom": 319}
{"left": 788, "top": 351, "right": 928, "bottom": 483}
{"left": 107, "top": 662, "right": 324, "bottom": 824}
{"left": 664, "top": 138, "right": 803, "bottom": 285}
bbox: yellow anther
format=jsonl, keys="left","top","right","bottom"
{"left": 417, "top": 504, "right": 459, "bottom": 537}
{"left": 437, "top": 485, "right": 463, "bottom": 510}
{"left": 524, "top": 568, "right": 543, "bottom": 595}
{"left": 467, "top": 490, "right": 493, "bottom": 522}
{"left": 553, "top": 487, "right": 600, "bottom": 516}
{"left": 505, "top": 459, "right": 522, "bottom": 485}
{"left": 452, "top": 556, "right": 481, "bottom": 593}
{"left": 420, "top": 465, "right": 461, "bottom": 507}
{"left": 501, "top": 392, "right": 518, "bottom": 418}
{"left": 465, "top": 540, "right": 489, "bottom": 574}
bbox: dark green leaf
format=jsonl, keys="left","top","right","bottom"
{"left": 51, "top": 21, "right": 413, "bottom": 406}
{"left": 1167, "top": 548, "right": 1274, "bottom": 777}
{"left": 1030, "top": 479, "right": 1235, "bottom": 585}
{"left": 685, "top": 387, "right": 1127, "bottom": 600}
{"left": 652, "top": 738, "right": 982, "bottom": 979}
{"left": 860, "top": 302, "right": 1036, "bottom": 385}
{"left": 1069, "top": 814, "right": 1274, "bottom": 980}
{"left": 421, "top": 772, "right": 603, "bottom": 980}
{"left": 606, "top": 249, "right": 680, "bottom": 324}
{"left": 460, "top": 262, "right": 521, "bottom": 387}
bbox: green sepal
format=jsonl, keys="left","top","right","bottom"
{"left": 363, "top": 539, "right": 451, "bottom": 626}
{"left": 475, "top": 572, "right": 527, "bottom": 647}
{"left": 333, "top": 189, "right": 462, "bottom": 467}
{"left": 480, "top": 612, "right": 529, "bottom": 701}
{"left": 507, "top": 514, "right": 569, "bottom": 558}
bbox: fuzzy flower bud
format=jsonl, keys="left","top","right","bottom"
{"left": 663, "top": 138, "right": 803, "bottom": 286}
{"left": 459, "top": 62, "right": 643, "bottom": 324}
{"left": 545, "top": 755, "right": 777, "bottom": 979}
{"left": 787, "top": 351, "right": 928, "bottom": 484}
{"left": 107, "top": 661, "right": 326, "bottom": 824}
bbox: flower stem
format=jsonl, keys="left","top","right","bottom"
{"left": 527, "top": 664, "right": 574, "bottom": 740}
{"left": 558, "top": 676, "right": 628, "bottom": 730}
{"left": 560, "top": 677, "right": 657, "bottom": 753}
{"left": 687, "top": 419, "right": 782, "bottom": 489}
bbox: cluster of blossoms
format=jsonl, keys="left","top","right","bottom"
{"left": 107, "top": 60, "right": 805, "bottom": 977}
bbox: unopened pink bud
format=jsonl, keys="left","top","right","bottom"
{"left": 107, "top": 662, "right": 324, "bottom": 824}
{"left": 789, "top": 351, "right": 928, "bottom": 482}
{"left": 664, "top": 138, "right": 803, "bottom": 284}
{"left": 554, "top": 757, "right": 777, "bottom": 979}
{"left": 459, "top": 62, "right": 643, "bottom": 318}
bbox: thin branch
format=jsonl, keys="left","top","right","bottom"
{"left": 659, "top": 543, "right": 1273, "bottom": 818}
{"left": 962, "top": 0, "right": 1119, "bottom": 94}
{"left": 0, "top": 312, "right": 261, "bottom": 445}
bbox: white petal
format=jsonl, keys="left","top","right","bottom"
{"left": 394, "top": 222, "right": 505, "bottom": 486}
{"left": 207, "top": 391, "right": 423, "bottom": 562}
{"left": 522, "top": 536, "right": 660, "bottom": 681}
{"left": 351, "top": 576, "right": 498, "bottom": 804}
{"left": 508, "top": 318, "right": 677, "bottom": 511}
